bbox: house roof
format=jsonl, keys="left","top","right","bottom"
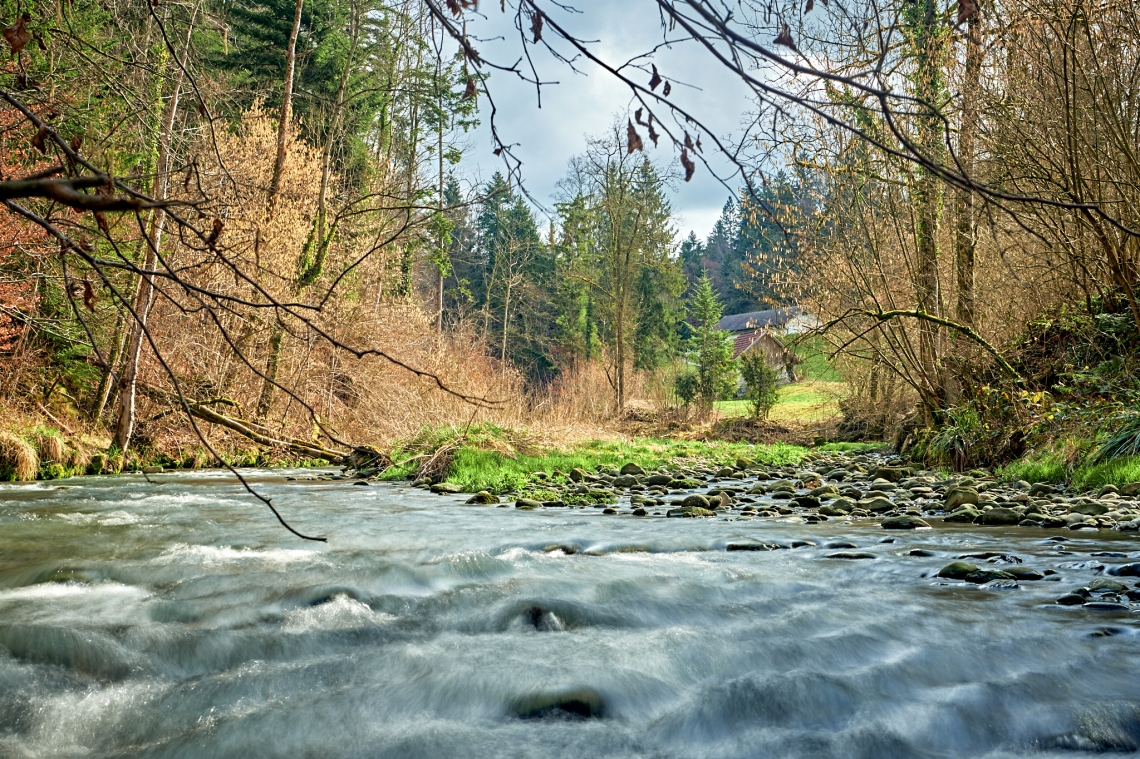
{"left": 732, "top": 329, "right": 804, "bottom": 362}
{"left": 717, "top": 307, "right": 801, "bottom": 333}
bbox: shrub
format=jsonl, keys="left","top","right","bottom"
{"left": 739, "top": 350, "right": 779, "bottom": 420}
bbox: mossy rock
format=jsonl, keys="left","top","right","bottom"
{"left": 667, "top": 506, "right": 715, "bottom": 518}
{"left": 943, "top": 507, "right": 982, "bottom": 523}
{"left": 516, "top": 498, "right": 542, "bottom": 510}
{"left": 430, "top": 482, "right": 463, "bottom": 494}
{"left": 620, "top": 462, "right": 645, "bottom": 476}
{"left": 937, "top": 561, "right": 979, "bottom": 579}
{"left": 466, "top": 491, "right": 499, "bottom": 505}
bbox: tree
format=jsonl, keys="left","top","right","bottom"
{"left": 739, "top": 349, "right": 779, "bottom": 420}
{"left": 689, "top": 274, "right": 736, "bottom": 411}
{"left": 559, "top": 123, "right": 675, "bottom": 409}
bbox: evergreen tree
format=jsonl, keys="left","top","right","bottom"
{"left": 689, "top": 274, "right": 737, "bottom": 408}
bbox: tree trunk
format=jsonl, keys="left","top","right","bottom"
{"left": 255, "top": 326, "right": 284, "bottom": 420}
{"left": 114, "top": 4, "right": 199, "bottom": 452}
{"left": 269, "top": 0, "right": 304, "bottom": 201}
{"left": 954, "top": 9, "right": 982, "bottom": 328}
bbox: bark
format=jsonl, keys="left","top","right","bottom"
{"left": 269, "top": 0, "right": 304, "bottom": 201}
{"left": 954, "top": 9, "right": 982, "bottom": 328}
{"left": 114, "top": 4, "right": 199, "bottom": 452}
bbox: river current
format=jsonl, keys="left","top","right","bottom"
{"left": 2, "top": 469, "right": 1140, "bottom": 758}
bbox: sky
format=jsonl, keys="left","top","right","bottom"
{"left": 452, "top": 1, "right": 758, "bottom": 242}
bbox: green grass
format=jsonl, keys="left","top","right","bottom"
{"left": 791, "top": 335, "right": 844, "bottom": 382}
{"left": 715, "top": 380, "right": 845, "bottom": 424}
{"left": 816, "top": 442, "right": 891, "bottom": 453}
{"left": 1000, "top": 452, "right": 1140, "bottom": 490}
{"left": 381, "top": 428, "right": 809, "bottom": 495}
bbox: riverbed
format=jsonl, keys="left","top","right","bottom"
{"left": 2, "top": 469, "right": 1140, "bottom": 758}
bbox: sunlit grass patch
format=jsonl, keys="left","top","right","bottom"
{"left": 716, "top": 380, "right": 845, "bottom": 424}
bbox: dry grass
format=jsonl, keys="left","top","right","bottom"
{"left": 34, "top": 432, "right": 65, "bottom": 465}
{"left": 0, "top": 431, "right": 38, "bottom": 481}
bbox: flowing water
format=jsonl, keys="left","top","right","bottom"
{"left": 3, "top": 470, "right": 1140, "bottom": 758}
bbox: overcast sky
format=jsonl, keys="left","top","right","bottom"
{"left": 452, "top": 1, "right": 758, "bottom": 241}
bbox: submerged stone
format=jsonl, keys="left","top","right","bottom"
{"left": 937, "top": 561, "right": 979, "bottom": 580}
{"left": 513, "top": 689, "right": 605, "bottom": 719}
{"left": 430, "top": 482, "right": 463, "bottom": 494}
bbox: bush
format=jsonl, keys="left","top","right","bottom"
{"left": 674, "top": 372, "right": 698, "bottom": 406}
{"left": 739, "top": 350, "right": 779, "bottom": 420}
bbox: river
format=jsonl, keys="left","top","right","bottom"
{"left": 2, "top": 469, "right": 1140, "bottom": 758}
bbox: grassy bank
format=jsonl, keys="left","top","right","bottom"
{"left": 715, "top": 380, "right": 846, "bottom": 425}
{"left": 1001, "top": 453, "right": 1140, "bottom": 490}
{"left": 380, "top": 425, "right": 810, "bottom": 495}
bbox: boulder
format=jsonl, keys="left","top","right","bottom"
{"left": 726, "top": 541, "right": 784, "bottom": 551}
{"left": 430, "top": 482, "right": 463, "bottom": 494}
{"left": 1004, "top": 566, "right": 1045, "bottom": 581}
{"left": 667, "top": 506, "right": 716, "bottom": 518}
{"left": 1069, "top": 502, "right": 1109, "bottom": 516}
{"left": 944, "top": 488, "right": 980, "bottom": 510}
{"left": 964, "top": 569, "right": 1017, "bottom": 584}
{"left": 646, "top": 474, "right": 673, "bottom": 486}
{"left": 620, "top": 463, "right": 646, "bottom": 476}
{"left": 792, "top": 495, "right": 822, "bottom": 509}
{"left": 613, "top": 475, "right": 638, "bottom": 488}
{"left": 825, "top": 552, "right": 877, "bottom": 560}
{"left": 1028, "top": 482, "right": 1055, "bottom": 497}
{"left": 875, "top": 466, "right": 909, "bottom": 482}
{"left": 465, "top": 491, "right": 499, "bottom": 504}
{"left": 980, "top": 507, "right": 1022, "bottom": 526}
{"left": 682, "top": 494, "right": 711, "bottom": 509}
{"left": 937, "top": 561, "right": 979, "bottom": 579}
{"left": 515, "top": 498, "right": 542, "bottom": 510}
{"left": 632, "top": 507, "right": 649, "bottom": 516}
{"left": 882, "top": 515, "right": 930, "bottom": 529}
{"left": 1120, "top": 482, "right": 1140, "bottom": 497}
{"left": 859, "top": 497, "right": 896, "bottom": 514}
{"left": 568, "top": 468, "right": 588, "bottom": 482}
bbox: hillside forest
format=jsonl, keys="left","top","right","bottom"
{"left": 0, "top": 0, "right": 1137, "bottom": 490}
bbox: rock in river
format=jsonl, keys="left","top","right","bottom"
{"left": 937, "top": 561, "right": 979, "bottom": 579}
{"left": 980, "top": 507, "right": 1022, "bottom": 526}
{"left": 466, "top": 491, "right": 499, "bottom": 504}
{"left": 881, "top": 515, "right": 930, "bottom": 530}
{"left": 430, "top": 482, "right": 463, "bottom": 494}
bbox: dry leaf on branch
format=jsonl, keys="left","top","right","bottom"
{"left": 635, "top": 107, "right": 647, "bottom": 126}
{"left": 3, "top": 15, "right": 31, "bottom": 56}
{"left": 206, "top": 218, "right": 224, "bottom": 246}
{"left": 627, "top": 119, "right": 644, "bottom": 153}
{"left": 774, "top": 23, "right": 796, "bottom": 51}
{"left": 663, "top": 81, "right": 671, "bottom": 97}
{"left": 463, "top": 76, "right": 477, "bottom": 100}
{"left": 493, "top": 146, "right": 503, "bottom": 156}
{"left": 69, "top": 134, "right": 82, "bottom": 153}
{"left": 696, "top": 135, "right": 703, "bottom": 152}
{"left": 82, "top": 280, "right": 98, "bottom": 312}
{"left": 530, "top": 10, "right": 542, "bottom": 43}
{"left": 680, "top": 147, "right": 695, "bottom": 181}
{"left": 684, "top": 131, "right": 694, "bottom": 151}
{"left": 956, "top": 0, "right": 979, "bottom": 27}
{"left": 649, "top": 64, "right": 662, "bottom": 91}
{"left": 94, "top": 211, "right": 110, "bottom": 235}
{"left": 648, "top": 120, "right": 659, "bottom": 147}
{"left": 806, "top": 0, "right": 814, "bottom": 12}
{"left": 30, "top": 125, "right": 48, "bottom": 154}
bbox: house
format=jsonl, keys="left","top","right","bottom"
{"left": 715, "top": 306, "right": 818, "bottom": 336}
{"left": 732, "top": 330, "right": 801, "bottom": 386}
{"left": 717, "top": 307, "right": 812, "bottom": 388}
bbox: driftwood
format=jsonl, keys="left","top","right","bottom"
{"left": 140, "top": 383, "right": 350, "bottom": 464}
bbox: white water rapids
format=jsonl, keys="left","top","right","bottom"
{"left": 2, "top": 469, "right": 1140, "bottom": 758}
